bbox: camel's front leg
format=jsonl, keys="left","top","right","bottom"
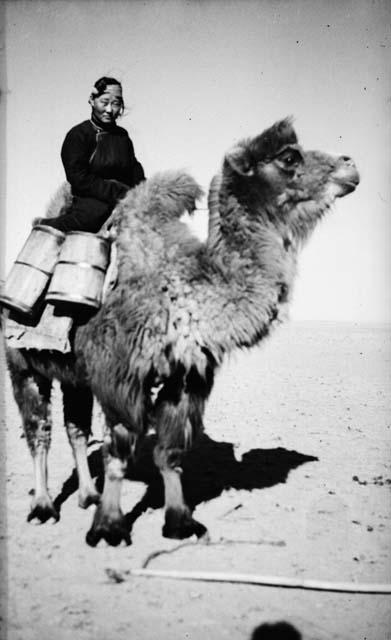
{"left": 154, "top": 383, "right": 209, "bottom": 540}
{"left": 9, "top": 365, "right": 59, "bottom": 523}
{"left": 154, "top": 444, "right": 208, "bottom": 540}
{"left": 61, "top": 383, "right": 100, "bottom": 509}
{"left": 86, "top": 423, "right": 132, "bottom": 547}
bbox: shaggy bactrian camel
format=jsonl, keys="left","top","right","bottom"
{"left": 6, "top": 119, "right": 359, "bottom": 546}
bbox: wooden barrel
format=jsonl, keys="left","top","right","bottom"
{"left": 0, "top": 224, "right": 66, "bottom": 315}
{"left": 45, "top": 231, "right": 110, "bottom": 309}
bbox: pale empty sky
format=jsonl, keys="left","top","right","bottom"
{"left": 2, "top": 0, "right": 390, "bottom": 323}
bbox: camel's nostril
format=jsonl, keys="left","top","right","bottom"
{"left": 341, "top": 155, "right": 354, "bottom": 166}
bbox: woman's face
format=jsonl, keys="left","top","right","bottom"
{"left": 89, "top": 85, "right": 123, "bottom": 125}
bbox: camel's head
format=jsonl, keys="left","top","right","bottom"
{"left": 224, "top": 118, "right": 360, "bottom": 242}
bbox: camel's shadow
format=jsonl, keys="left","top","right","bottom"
{"left": 54, "top": 433, "right": 317, "bottom": 530}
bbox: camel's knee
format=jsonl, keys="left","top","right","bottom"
{"left": 104, "top": 423, "right": 135, "bottom": 464}
{"left": 11, "top": 373, "right": 53, "bottom": 453}
{"left": 99, "top": 424, "right": 135, "bottom": 510}
{"left": 153, "top": 444, "right": 183, "bottom": 472}
{"left": 14, "top": 374, "right": 51, "bottom": 418}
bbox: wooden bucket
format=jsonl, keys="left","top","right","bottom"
{"left": 0, "top": 224, "right": 66, "bottom": 315}
{"left": 45, "top": 231, "right": 110, "bottom": 309}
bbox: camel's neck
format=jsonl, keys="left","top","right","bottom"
{"left": 208, "top": 182, "right": 296, "bottom": 272}
{"left": 207, "top": 170, "right": 324, "bottom": 267}
{"left": 204, "top": 173, "right": 300, "bottom": 352}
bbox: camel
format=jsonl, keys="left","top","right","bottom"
{"left": 5, "top": 118, "right": 360, "bottom": 546}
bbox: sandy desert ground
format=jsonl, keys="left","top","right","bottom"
{"left": 0, "top": 321, "right": 390, "bottom": 640}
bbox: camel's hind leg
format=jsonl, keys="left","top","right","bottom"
{"left": 153, "top": 367, "right": 211, "bottom": 540}
{"left": 7, "top": 352, "right": 59, "bottom": 523}
{"left": 61, "top": 383, "right": 100, "bottom": 509}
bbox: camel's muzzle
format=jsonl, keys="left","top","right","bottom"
{"left": 332, "top": 156, "right": 360, "bottom": 196}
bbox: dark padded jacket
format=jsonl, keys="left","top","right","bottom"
{"left": 61, "top": 119, "right": 145, "bottom": 206}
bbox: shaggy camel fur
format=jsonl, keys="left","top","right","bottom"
{"left": 6, "top": 119, "right": 359, "bottom": 546}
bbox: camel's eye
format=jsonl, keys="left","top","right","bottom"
{"left": 276, "top": 148, "right": 304, "bottom": 171}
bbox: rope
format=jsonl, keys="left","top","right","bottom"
{"left": 122, "top": 567, "right": 391, "bottom": 594}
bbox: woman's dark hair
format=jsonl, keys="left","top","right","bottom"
{"left": 93, "top": 76, "right": 122, "bottom": 97}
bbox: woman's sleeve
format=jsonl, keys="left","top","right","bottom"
{"left": 61, "top": 127, "right": 128, "bottom": 204}
{"left": 133, "top": 157, "right": 145, "bottom": 185}
{"left": 127, "top": 137, "right": 146, "bottom": 187}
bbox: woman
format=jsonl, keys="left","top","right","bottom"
{"left": 42, "top": 76, "right": 145, "bottom": 233}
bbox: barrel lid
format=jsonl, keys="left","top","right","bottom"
{"left": 66, "top": 230, "right": 105, "bottom": 238}
{"left": 0, "top": 294, "right": 33, "bottom": 315}
{"left": 33, "top": 224, "right": 66, "bottom": 239}
{"left": 45, "top": 291, "right": 101, "bottom": 309}
{"left": 64, "top": 230, "right": 110, "bottom": 246}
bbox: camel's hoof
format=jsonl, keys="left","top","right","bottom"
{"left": 162, "top": 508, "right": 208, "bottom": 540}
{"left": 27, "top": 498, "right": 60, "bottom": 524}
{"left": 85, "top": 507, "right": 131, "bottom": 547}
{"left": 78, "top": 489, "right": 101, "bottom": 510}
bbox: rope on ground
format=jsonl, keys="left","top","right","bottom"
{"left": 106, "top": 566, "right": 391, "bottom": 594}
{"left": 142, "top": 540, "right": 199, "bottom": 568}
{"left": 141, "top": 538, "right": 287, "bottom": 569}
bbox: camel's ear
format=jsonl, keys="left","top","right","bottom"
{"left": 225, "top": 145, "right": 254, "bottom": 177}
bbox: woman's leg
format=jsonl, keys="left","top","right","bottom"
{"left": 42, "top": 197, "right": 112, "bottom": 233}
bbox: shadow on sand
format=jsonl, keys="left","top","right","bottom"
{"left": 250, "top": 621, "right": 302, "bottom": 639}
{"left": 53, "top": 433, "right": 317, "bottom": 531}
